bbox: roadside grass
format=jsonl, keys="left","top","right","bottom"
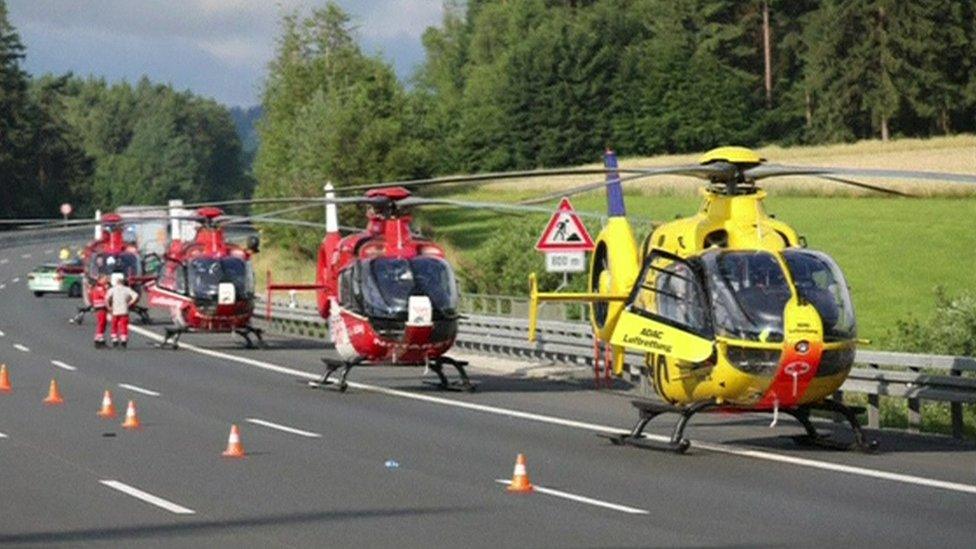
{"left": 252, "top": 246, "right": 317, "bottom": 304}
{"left": 843, "top": 393, "right": 976, "bottom": 439}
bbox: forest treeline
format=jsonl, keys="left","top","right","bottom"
{"left": 256, "top": 0, "right": 976, "bottom": 214}
{"left": 0, "top": 2, "right": 251, "bottom": 219}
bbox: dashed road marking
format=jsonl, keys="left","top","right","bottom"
{"left": 118, "top": 383, "right": 160, "bottom": 397}
{"left": 11, "top": 277, "right": 19, "bottom": 283}
{"left": 44, "top": 249, "right": 53, "bottom": 254}
{"left": 99, "top": 480, "right": 195, "bottom": 515}
{"left": 246, "top": 418, "right": 322, "bottom": 438}
{"left": 0, "top": 432, "right": 7, "bottom": 438}
{"left": 51, "top": 360, "right": 77, "bottom": 371}
{"left": 19, "top": 254, "right": 30, "bottom": 259}
{"left": 0, "top": 330, "right": 5, "bottom": 337}
{"left": 13, "top": 344, "right": 29, "bottom": 353}
{"left": 0, "top": 284, "right": 6, "bottom": 289}
{"left": 0, "top": 258, "right": 7, "bottom": 264}
{"left": 495, "top": 479, "right": 648, "bottom": 514}
{"left": 128, "top": 325, "right": 976, "bottom": 497}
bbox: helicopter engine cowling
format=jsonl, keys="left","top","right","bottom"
{"left": 588, "top": 217, "right": 640, "bottom": 343}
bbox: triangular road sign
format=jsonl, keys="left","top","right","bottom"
{"left": 535, "top": 197, "right": 595, "bottom": 252}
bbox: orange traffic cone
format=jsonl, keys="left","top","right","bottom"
{"left": 0, "top": 364, "right": 11, "bottom": 393}
{"left": 121, "top": 400, "right": 141, "bottom": 429}
{"left": 97, "top": 390, "right": 117, "bottom": 418}
{"left": 222, "top": 424, "right": 245, "bottom": 458}
{"left": 507, "top": 453, "right": 534, "bottom": 493}
{"left": 43, "top": 379, "right": 64, "bottom": 405}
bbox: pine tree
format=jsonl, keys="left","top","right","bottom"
{"left": 0, "top": 0, "right": 32, "bottom": 217}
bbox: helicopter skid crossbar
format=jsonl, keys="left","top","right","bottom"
{"left": 782, "top": 400, "right": 879, "bottom": 453}
{"left": 601, "top": 400, "right": 715, "bottom": 454}
{"left": 311, "top": 357, "right": 364, "bottom": 392}
{"left": 424, "top": 356, "right": 476, "bottom": 393}
{"left": 235, "top": 326, "right": 266, "bottom": 349}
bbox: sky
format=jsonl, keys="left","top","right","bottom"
{"left": 7, "top": 0, "right": 445, "bottom": 107}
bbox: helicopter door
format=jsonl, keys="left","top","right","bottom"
{"left": 611, "top": 251, "right": 714, "bottom": 363}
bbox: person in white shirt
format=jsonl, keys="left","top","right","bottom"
{"left": 106, "top": 273, "right": 139, "bottom": 348}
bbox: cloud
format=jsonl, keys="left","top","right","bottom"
{"left": 6, "top": 0, "right": 443, "bottom": 105}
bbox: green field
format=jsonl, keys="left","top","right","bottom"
{"left": 416, "top": 191, "right": 976, "bottom": 347}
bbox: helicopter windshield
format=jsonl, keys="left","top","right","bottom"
{"left": 783, "top": 249, "right": 856, "bottom": 341}
{"left": 188, "top": 257, "right": 254, "bottom": 301}
{"left": 702, "top": 251, "right": 792, "bottom": 343}
{"left": 359, "top": 257, "right": 459, "bottom": 319}
{"left": 88, "top": 253, "right": 140, "bottom": 279}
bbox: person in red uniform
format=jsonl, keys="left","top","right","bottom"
{"left": 107, "top": 273, "right": 139, "bottom": 349}
{"left": 92, "top": 275, "right": 109, "bottom": 348}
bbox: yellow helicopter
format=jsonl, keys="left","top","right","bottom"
{"left": 527, "top": 146, "right": 976, "bottom": 453}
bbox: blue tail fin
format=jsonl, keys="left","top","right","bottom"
{"left": 603, "top": 149, "right": 626, "bottom": 217}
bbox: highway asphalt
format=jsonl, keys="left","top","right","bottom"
{"left": 0, "top": 240, "right": 974, "bottom": 547}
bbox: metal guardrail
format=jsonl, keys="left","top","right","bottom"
{"left": 256, "top": 298, "right": 976, "bottom": 440}
{"left": 0, "top": 226, "right": 91, "bottom": 250}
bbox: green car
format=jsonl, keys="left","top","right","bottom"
{"left": 27, "top": 262, "right": 85, "bottom": 298}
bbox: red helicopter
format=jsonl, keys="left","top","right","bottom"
{"left": 267, "top": 185, "right": 471, "bottom": 392}
{"left": 144, "top": 206, "right": 264, "bottom": 349}
{"left": 70, "top": 212, "right": 153, "bottom": 325}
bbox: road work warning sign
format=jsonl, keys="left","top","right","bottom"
{"left": 535, "top": 197, "right": 595, "bottom": 252}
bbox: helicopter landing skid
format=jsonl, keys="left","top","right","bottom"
{"left": 784, "top": 400, "right": 879, "bottom": 453}
{"left": 310, "top": 357, "right": 364, "bottom": 392}
{"left": 601, "top": 400, "right": 716, "bottom": 454}
{"left": 423, "top": 356, "right": 476, "bottom": 393}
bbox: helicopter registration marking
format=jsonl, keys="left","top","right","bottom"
{"left": 127, "top": 324, "right": 976, "bottom": 497}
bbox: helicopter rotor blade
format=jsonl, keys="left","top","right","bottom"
{"left": 810, "top": 175, "right": 911, "bottom": 197}
{"left": 746, "top": 164, "right": 976, "bottom": 186}
{"left": 396, "top": 196, "right": 607, "bottom": 219}
{"left": 515, "top": 164, "right": 737, "bottom": 205}
{"left": 338, "top": 167, "right": 652, "bottom": 193}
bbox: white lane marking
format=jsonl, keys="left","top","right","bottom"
{"left": 128, "top": 325, "right": 976, "bottom": 497}
{"left": 118, "top": 383, "right": 160, "bottom": 397}
{"left": 19, "top": 254, "right": 30, "bottom": 259}
{"left": 0, "top": 284, "right": 5, "bottom": 289}
{"left": 11, "top": 277, "right": 19, "bottom": 283}
{"left": 0, "top": 258, "right": 7, "bottom": 264}
{"left": 13, "top": 344, "right": 29, "bottom": 353}
{"left": 99, "top": 480, "right": 195, "bottom": 515}
{"left": 0, "top": 432, "right": 8, "bottom": 438}
{"left": 51, "top": 360, "right": 77, "bottom": 371}
{"left": 0, "top": 330, "right": 5, "bottom": 337}
{"left": 495, "top": 479, "right": 648, "bottom": 514}
{"left": 44, "top": 249, "right": 53, "bottom": 254}
{"left": 246, "top": 418, "right": 322, "bottom": 438}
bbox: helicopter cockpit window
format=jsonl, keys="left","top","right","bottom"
{"left": 702, "top": 251, "right": 791, "bottom": 343}
{"left": 157, "top": 260, "right": 186, "bottom": 294}
{"left": 338, "top": 266, "right": 362, "bottom": 314}
{"left": 360, "top": 257, "right": 459, "bottom": 319}
{"left": 88, "top": 253, "right": 141, "bottom": 279}
{"left": 783, "top": 249, "right": 856, "bottom": 341}
{"left": 187, "top": 257, "right": 254, "bottom": 301}
{"left": 631, "top": 253, "right": 712, "bottom": 338}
